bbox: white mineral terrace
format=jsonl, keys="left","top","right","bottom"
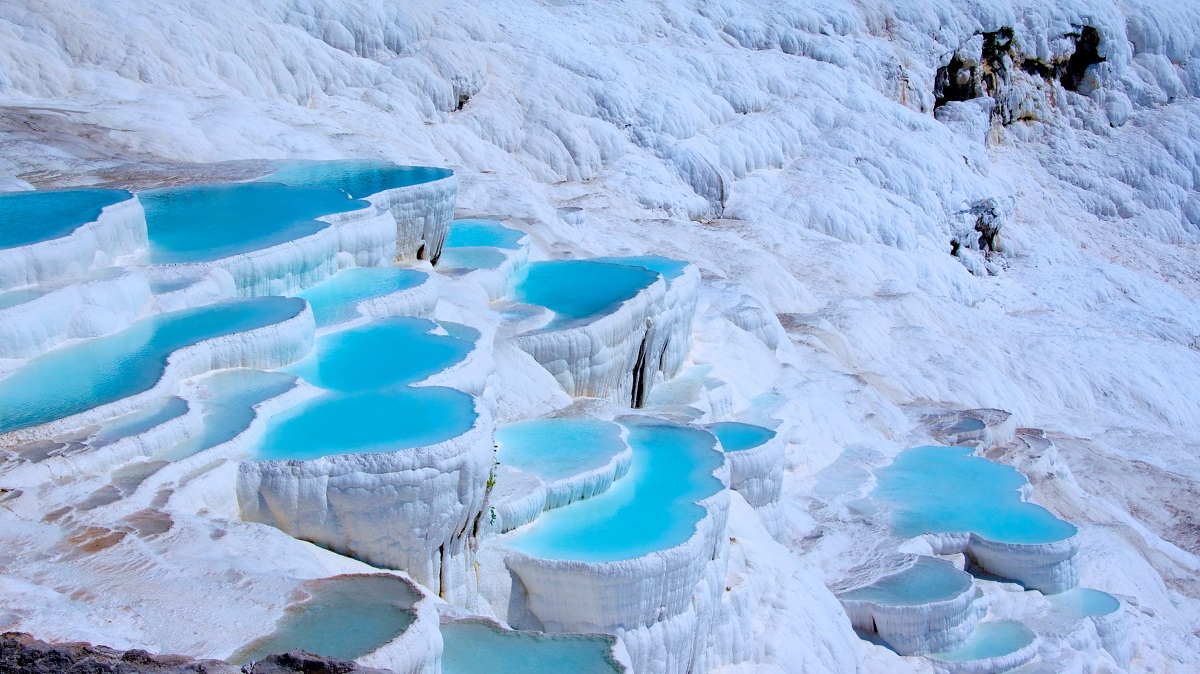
{"left": 2, "top": 2, "right": 1199, "bottom": 670}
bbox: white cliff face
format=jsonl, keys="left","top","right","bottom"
{"left": 927, "top": 531, "right": 1081, "bottom": 595}
{"left": 369, "top": 174, "right": 459, "bottom": 264}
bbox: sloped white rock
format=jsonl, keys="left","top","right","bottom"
{"left": 489, "top": 465, "right": 548, "bottom": 534}
{"left": 354, "top": 271, "right": 439, "bottom": 322}
{"left": 0, "top": 195, "right": 146, "bottom": 292}
{"left": 147, "top": 268, "right": 237, "bottom": 313}
{"left": 720, "top": 429, "right": 784, "bottom": 511}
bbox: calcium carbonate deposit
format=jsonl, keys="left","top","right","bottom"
{"left": 1, "top": 1, "right": 1199, "bottom": 673}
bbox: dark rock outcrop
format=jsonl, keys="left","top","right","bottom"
{"left": 0, "top": 633, "right": 392, "bottom": 674}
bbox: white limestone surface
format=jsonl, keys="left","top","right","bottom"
{"left": 717, "top": 430, "right": 784, "bottom": 512}
{"left": 929, "top": 621, "right": 1039, "bottom": 674}
{"left": 353, "top": 271, "right": 439, "bottom": 323}
{"left": 0, "top": 195, "right": 147, "bottom": 292}
{"left": 488, "top": 465, "right": 548, "bottom": 534}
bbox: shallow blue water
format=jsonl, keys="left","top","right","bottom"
{"left": 265, "top": 159, "right": 451, "bottom": 197}
{"left": 514, "top": 260, "right": 659, "bottom": 327}
{"left": 508, "top": 420, "right": 724, "bottom": 562}
{"left": 591, "top": 255, "right": 689, "bottom": 285}
{"left": 287, "top": 317, "right": 476, "bottom": 392}
{"left": 0, "top": 297, "right": 305, "bottom": 434}
{"left": 1047, "top": 588, "right": 1121, "bottom": 619}
{"left": 231, "top": 575, "right": 418, "bottom": 664}
{"left": 161, "top": 370, "right": 296, "bottom": 461}
{"left": 0, "top": 188, "right": 131, "bottom": 249}
{"left": 930, "top": 620, "right": 1034, "bottom": 662}
{"left": 708, "top": 421, "right": 775, "bottom": 452}
{"left": 148, "top": 276, "right": 196, "bottom": 294}
{"left": 92, "top": 396, "right": 190, "bottom": 448}
{"left": 256, "top": 386, "right": 476, "bottom": 461}
{"left": 872, "top": 446, "right": 1077, "bottom": 545}
{"left": 839, "top": 557, "right": 972, "bottom": 605}
{"left": 142, "top": 182, "right": 367, "bottom": 264}
{"left": 496, "top": 419, "right": 626, "bottom": 482}
{"left": 441, "top": 621, "right": 621, "bottom": 674}
{"left": 0, "top": 286, "right": 51, "bottom": 310}
{"left": 296, "top": 267, "right": 427, "bottom": 327}
{"left": 444, "top": 219, "right": 525, "bottom": 250}
{"left": 437, "top": 247, "right": 508, "bottom": 270}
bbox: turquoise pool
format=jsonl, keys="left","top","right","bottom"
{"left": 839, "top": 557, "right": 972, "bottom": 606}
{"left": 142, "top": 182, "right": 367, "bottom": 264}
{"left": 92, "top": 396, "right": 189, "bottom": 448}
{"left": 265, "top": 159, "right": 451, "bottom": 197}
{"left": 708, "top": 421, "right": 775, "bottom": 452}
{"left": 930, "top": 620, "right": 1034, "bottom": 662}
{"left": 295, "top": 267, "right": 428, "bottom": 327}
{"left": 872, "top": 446, "right": 1078, "bottom": 545}
{"left": 508, "top": 421, "right": 724, "bottom": 562}
{"left": 1047, "top": 588, "right": 1121, "bottom": 619}
{"left": 0, "top": 188, "right": 132, "bottom": 249}
{"left": 441, "top": 621, "right": 621, "bottom": 674}
{"left": 444, "top": 219, "right": 525, "bottom": 250}
{"left": 438, "top": 247, "right": 508, "bottom": 270}
{"left": 0, "top": 297, "right": 305, "bottom": 434}
{"left": 231, "top": 575, "right": 418, "bottom": 664}
{"left": 591, "top": 255, "right": 689, "bottom": 285}
{"left": 496, "top": 419, "right": 626, "bottom": 483}
{"left": 514, "top": 260, "right": 659, "bottom": 328}
{"left": 161, "top": 370, "right": 296, "bottom": 461}
{"left": 255, "top": 386, "right": 476, "bottom": 461}
{"left": 286, "top": 317, "right": 475, "bottom": 392}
